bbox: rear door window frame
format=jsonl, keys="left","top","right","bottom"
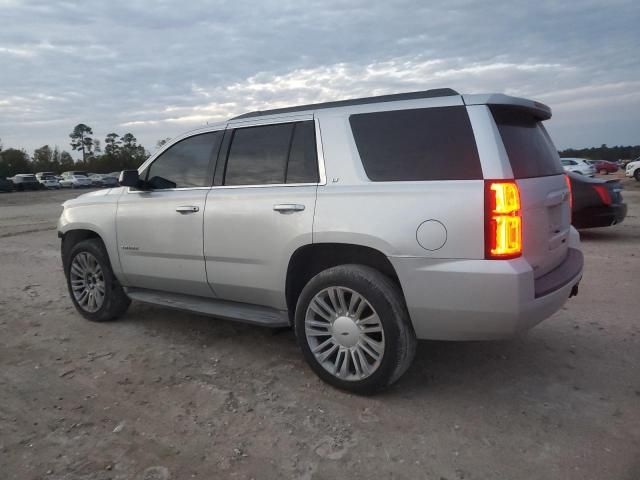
{"left": 215, "top": 118, "right": 322, "bottom": 188}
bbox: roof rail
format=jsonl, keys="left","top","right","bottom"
{"left": 230, "top": 88, "right": 460, "bottom": 120}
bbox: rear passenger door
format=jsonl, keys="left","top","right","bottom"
{"left": 203, "top": 118, "right": 321, "bottom": 310}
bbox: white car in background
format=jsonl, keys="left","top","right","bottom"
{"left": 561, "top": 158, "right": 596, "bottom": 176}
{"left": 59, "top": 172, "right": 93, "bottom": 188}
{"left": 625, "top": 158, "right": 640, "bottom": 181}
{"left": 39, "top": 176, "right": 61, "bottom": 189}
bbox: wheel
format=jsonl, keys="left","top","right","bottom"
{"left": 295, "top": 264, "right": 417, "bottom": 394}
{"left": 64, "top": 238, "right": 131, "bottom": 321}
{"left": 635, "top": 169, "right": 640, "bottom": 181}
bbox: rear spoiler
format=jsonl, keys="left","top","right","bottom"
{"left": 463, "top": 93, "right": 552, "bottom": 121}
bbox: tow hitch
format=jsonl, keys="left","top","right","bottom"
{"left": 570, "top": 283, "right": 579, "bottom": 298}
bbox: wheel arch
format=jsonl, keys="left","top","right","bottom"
{"left": 60, "top": 228, "right": 104, "bottom": 263}
{"left": 285, "top": 242, "right": 404, "bottom": 323}
{"left": 59, "top": 227, "right": 125, "bottom": 282}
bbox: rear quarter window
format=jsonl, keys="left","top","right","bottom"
{"left": 491, "top": 106, "right": 563, "bottom": 178}
{"left": 349, "top": 106, "right": 482, "bottom": 181}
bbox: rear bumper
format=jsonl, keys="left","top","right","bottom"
{"left": 573, "top": 204, "right": 627, "bottom": 229}
{"left": 390, "top": 246, "right": 584, "bottom": 341}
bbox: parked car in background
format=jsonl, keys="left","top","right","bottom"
{"left": 11, "top": 174, "right": 43, "bottom": 191}
{"left": 88, "top": 174, "right": 105, "bottom": 187}
{"left": 625, "top": 158, "right": 640, "bottom": 181}
{"left": 567, "top": 172, "right": 626, "bottom": 228}
{"left": 0, "top": 176, "right": 15, "bottom": 192}
{"left": 88, "top": 174, "right": 119, "bottom": 188}
{"left": 39, "top": 176, "right": 61, "bottom": 189}
{"left": 99, "top": 175, "right": 119, "bottom": 187}
{"left": 61, "top": 170, "right": 89, "bottom": 178}
{"left": 59, "top": 172, "right": 93, "bottom": 188}
{"left": 35, "top": 171, "right": 57, "bottom": 181}
{"left": 587, "top": 160, "right": 618, "bottom": 174}
{"left": 561, "top": 158, "right": 596, "bottom": 176}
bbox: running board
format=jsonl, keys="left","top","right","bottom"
{"left": 124, "top": 287, "right": 290, "bottom": 328}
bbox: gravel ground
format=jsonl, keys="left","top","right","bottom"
{"left": 1, "top": 179, "right": 639, "bottom": 480}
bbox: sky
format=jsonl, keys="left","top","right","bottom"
{"left": 0, "top": 0, "right": 639, "bottom": 157}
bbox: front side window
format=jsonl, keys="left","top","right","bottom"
{"left": 224, "top": 121, "right": 319, "bottom": 186}
{"left": 145, "top": 131, "right": 222, "bottom": 189}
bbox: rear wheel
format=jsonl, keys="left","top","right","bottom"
{"left": 295, "top": 265, "right": 416, "bottom": 394}
{"left": 64, "top": 238, "right": 130, "bottom": 321}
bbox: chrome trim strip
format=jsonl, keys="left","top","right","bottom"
{"left": 227, "top": 113, "right": 314, "bottom": 128}
{"left": 315, "top": 116, "right": 327, "bottom": 186}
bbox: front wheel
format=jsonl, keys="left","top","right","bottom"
{"left": 635, "top": 170, "right": 640, "bottom": 181}
{"left": 295, "top": 265, "right": 416, "bottom": 394}
{"left": 64, "top": 238, "right": 131, "bottom": 321}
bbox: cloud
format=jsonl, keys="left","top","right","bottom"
{"left": 0, "top": 0, "right": 638, "bottom": 153}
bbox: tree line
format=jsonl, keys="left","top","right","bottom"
{"left": 0, "top": 124, "right": 166, "bottom": 178}
{"left": 1, "top": 129, "right": 638, "bottom": 178}
{"left": 558, "top": 144, "right": 640, "bottom": 162}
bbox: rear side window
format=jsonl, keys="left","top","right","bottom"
{"left": 145, "top": 132, "right": 221, "bottom": 188}
{"left": 286, "top": 122, "right": 319, "bottom": 183}
{"left": 224, "top": 121, "right": 318, "bottom": 185}
{"left": 349, "top": 106, "right": 482, "bottom": 181}
{"left": 491, "top": 106, "right": 563, "bottom": 178}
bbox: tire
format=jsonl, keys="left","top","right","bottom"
{"left": 295, "top": 264, "right": 417, "bottom": 394}
{"left": 64, "top": 238, "right": 130, "bottom": 322}
{"left": 635, "top": 169, "right": 640, "bottom": 181}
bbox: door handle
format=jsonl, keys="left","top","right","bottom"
{"left": 273, "top": 204, "right": 305, "bottom": 213}
{"left": 176, "top": 205, "right": 199, "bottom": 213}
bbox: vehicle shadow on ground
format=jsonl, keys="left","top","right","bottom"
{"left": 579, "top": 227, "right": 640, "bottom": 243}
{"left": 118, "top": 303, "right": 587, "bottom": 401}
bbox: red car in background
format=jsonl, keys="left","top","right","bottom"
{"left": 589, "top": 160, "right": 619, "bottom": 174}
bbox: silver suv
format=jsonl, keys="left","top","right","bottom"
{"left": 58, "top": 89, "right": 584, "bottom": 393}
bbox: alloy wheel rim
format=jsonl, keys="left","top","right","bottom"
{"left": 70, "top": 252, "right": 105, "bottom": 313}
{"left": 305, "top": 286, "right": 385, "bottom": 381}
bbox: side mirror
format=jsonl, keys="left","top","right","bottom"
{"left": 119, "top": 170, "right": 140, "bottom": 188}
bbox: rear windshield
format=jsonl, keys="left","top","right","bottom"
{"left": 350, "top": 106, "right": 482, "bottom": 181}
{"left": 491, "top": 106, "right": 563, "bottom": 178}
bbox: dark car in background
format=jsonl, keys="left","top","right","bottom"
{"left": 0, "top": 176, "right": 16, "bottom": 192}
{"left": 11, "top": 174, "right": 43, "bottom": 191}
{"left": 587, "top": 160, "right": 618, "bottom": 174}
{"left": 567, "top": 172, "right": 627, "bottom": 228}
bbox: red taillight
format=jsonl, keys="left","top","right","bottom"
{"left": 565, "top": 174, "right": 573, "bottom": 222}
{"left": 565, "top": 174, "right": 573, "bottom": 209}
{"left": 485, "top": 180, "right": 522, "bottom": 259}
{"left": 593, "top": 184, "right": 612, "bottom": 206}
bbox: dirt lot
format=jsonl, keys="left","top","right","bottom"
{"left": 1, "top": 179, "right": 639, "bottom": 480}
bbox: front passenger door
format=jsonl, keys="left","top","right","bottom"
{"left": 116, "top": 131, "right": 222, "bottom": 297}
